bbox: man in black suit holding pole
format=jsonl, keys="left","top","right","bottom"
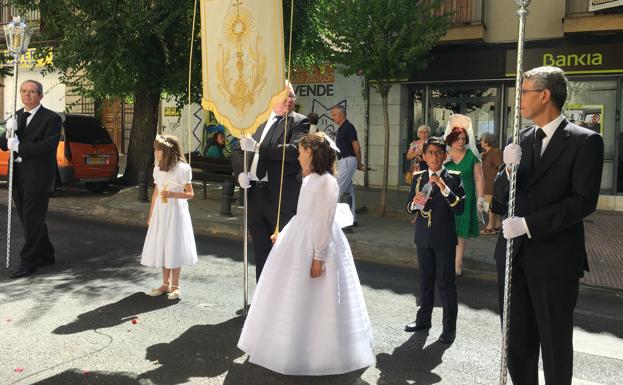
{"left": 497, "top": 66, "right": 604, "bottom": 385}
{"left": 1, "top": 80, "right": 62, "bottom": 279}
{"left": 231, "top": 83, "right": 310, "bottom": 281}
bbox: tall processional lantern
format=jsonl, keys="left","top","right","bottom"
{"left": 4, "top": 16, "right": 33, "bottom": 269}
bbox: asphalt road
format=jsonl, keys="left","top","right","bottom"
{"left": 1, "top": 211, "right": 622, "bottom": 385}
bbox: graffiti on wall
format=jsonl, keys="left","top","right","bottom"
{"left": 309, "top": 99, "right": 347, "bottom": 140}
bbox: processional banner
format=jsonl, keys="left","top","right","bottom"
{"left": 200, "top": 0, "right": 285, "bottom": 137}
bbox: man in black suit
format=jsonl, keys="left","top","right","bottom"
{"left": 1, "top": 80, "right": 62, "bottom": 279}
{"left": 496, "top": 66, "right": 604, "bottom": 385}
{"left": 231, "top": 83, "right": 310, "bottom": 281}
{"left": 404, "top": 137, "right": 465, "bottom": 344}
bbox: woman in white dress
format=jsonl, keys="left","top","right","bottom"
{"left": 141, "top": 134, "right": 198, "bottom": 300}
{"left": 238, "top": 132, "right": 374, "bottom": 375}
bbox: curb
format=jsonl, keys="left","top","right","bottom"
{"left": 40, "top": 199, "right": 623, "bottom": 296}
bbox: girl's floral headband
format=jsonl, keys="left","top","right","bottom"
{"left": 155, "top": 134, "right": 173, "bottom": 148}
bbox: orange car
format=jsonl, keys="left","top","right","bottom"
{"left": 0, "top": 113, "right": 119, "bottom": 193}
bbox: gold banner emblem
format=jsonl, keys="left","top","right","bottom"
{"left": 201, "top": 0, "right": 284, "bottom": 137}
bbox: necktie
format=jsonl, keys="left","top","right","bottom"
{"left": 17, "top": 111, "right": 31, "bottom": 136}
{"left": 532, "top": 128, "right": 546, "bottom": 169}
{"left": 256, "top": 116, "right": 283, "bottom": 179}
{"left": 430, "top": 172, "right": 438, "bottom": 194}
{"left": 266, "top": 115, "right": 284, "bottom": 144}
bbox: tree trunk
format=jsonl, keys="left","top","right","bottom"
{"left": 379, "top": 86, "right": 390, "bottom": 217}
{"left": 121, "top": 86, "right": 161, "bottom": 185}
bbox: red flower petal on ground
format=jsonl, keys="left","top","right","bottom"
{"left": 131, "top": 319, "right": 138, "bottom": 325}
{"left": 15, "top": 368, "right": 24, "bottom": 373}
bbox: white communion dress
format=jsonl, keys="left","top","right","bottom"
{"left": 238, "top": 172, "right": 374, "bottom": 375}
{"left": 140, "top": 162, "right": 198, "bottom": 268}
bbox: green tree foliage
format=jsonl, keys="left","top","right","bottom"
{"left": 10, "top": 0, "right": 202, "bottom": 184}
{"left": 9, "top": 0, "right": 326, "bottom": 184}
{"left": 320, "top": 0, "right": 452, "bottom": 215}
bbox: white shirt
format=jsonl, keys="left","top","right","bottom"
{"left": 24, "top": 103, "right": 42, "bottom": 126}
{"left": 15, "top": 103, "right": 42, "bottom": 162}
{"left": 428, "top": 167, "right": 451, "bottom": 197}
{"left": 536, "top": 114, "right": 564, "bottom": 156}
{"left": 249, "top": 112, "right": 279, "bottom": 181}
{"left": 520, "top": 114, "right": 565, "bottom": 238}
{"left": 249, "top": 112, "right": 290, "bottom": 182}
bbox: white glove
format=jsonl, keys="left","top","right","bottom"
{"left": 7, "top": 137, "right": 19, "bottom": 152}
{"left": 5, "top": 117, "right": 17, "bottom": 136}
{"left": 237, "top": 172, "right": 251, "bottom": 189}
{"left": 240, "top": 136, "right": 258, "bottom": 152}
{"left": 503, "top": 143, "right": 522, "bottom": 166}
{"left": 502, "top": 216, "right": 527, "bottom": 239}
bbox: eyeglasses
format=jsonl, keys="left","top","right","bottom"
{"left": 520, "top": 89, "right": 544, "bottom": 95}
{"left": 425, "top": 150, "right": 445, "bottom": 156}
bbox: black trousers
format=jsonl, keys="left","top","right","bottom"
{"left": 12, "top": 167, "right": 55, "bottom": 268}
{"left": 247, "top": 183, "right": 295, "bottom": 282}
{"left": 415, "top": 246, "right": 457, "bottom": 333}
{"left": 507, "top": 263, "right": 579, "bottom": 385}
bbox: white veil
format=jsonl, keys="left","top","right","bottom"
{"left": 443, "top": 113, "right": 481, "bottom": 161}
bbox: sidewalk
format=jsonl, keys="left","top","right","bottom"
{"left": 30, "top": 182, "right": 623, "bottom": 292}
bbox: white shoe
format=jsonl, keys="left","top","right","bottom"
{"left": 167, "top": 287, "right": 180, "bottom": 300}
{"left": 146, "top": 285, "right": 169, "bottom": 297}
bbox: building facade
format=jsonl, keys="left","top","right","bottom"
{"left": 2, "top": 0, "right": 622, "bottom": 209}
{"left": 296, "top": 0, "right": 623, "bottom": 210}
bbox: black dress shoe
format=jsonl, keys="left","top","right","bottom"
{"left": 404, "top": 321, "right": 431, "bottom": 332}
{"left": 342, "top": 226, "right": 354, "bottom": 233}
{"left": 353, "top": 221, "right": 358, "bottom": 227}
{"left": 10, "top": 266, "right": 37, "bottom": 279}
{"left": 438, "top": 331, "right": 456, "bottom": 344}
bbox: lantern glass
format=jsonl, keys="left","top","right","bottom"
{"left": 3, "top": 16, "right": 33, "bottom": 57}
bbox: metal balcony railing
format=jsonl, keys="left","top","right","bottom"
{"left": 0, "top": 1, "right": 40, "bottom": 27}
{"left": 566, "top": 0, "right": 623, "bottom": 17}
{"left": 438, "top": 0, "right": 485, "bottom": 25}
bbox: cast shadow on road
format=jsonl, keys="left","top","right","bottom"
{"left": 138, "top": 317, "right": 245, "bottom": 384}
{"left": 53, "top": 292, "right": 178, "bottom": 334}
{"left": 138, "top": 316, "right": 371, "bottom": 385}
{"left": 355, "top": 259, "right": 501, "bottom": 315}
{"left": 224, "top": 361, "right": 370, "bottom": 385}
{"left": 0, "top": 210, "right": 153, "bottom": 323}
{"left": 28, "top": 369, "right": 141, "bottom": 385}
{"left": 199, "top": 237, "right": 504, "bottom": 320}
{"left": 376, "top": 331, "right": 450, "bottom": 385}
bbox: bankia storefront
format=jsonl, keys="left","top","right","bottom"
{"left": 402, "top": 40, "right": 623, "bottom": 209}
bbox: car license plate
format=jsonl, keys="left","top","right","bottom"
{"left": 84, "top": 154, "right": 110, "bottom": 165}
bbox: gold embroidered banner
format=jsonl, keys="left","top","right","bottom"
{"left": 200, "top": 0, "right": 285, "bottom": 138}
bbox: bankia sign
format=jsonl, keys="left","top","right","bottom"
{"left": 506, "top": 44, "right": 623, "bottom": 76}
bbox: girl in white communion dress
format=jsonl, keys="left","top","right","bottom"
{"left": 238, "top": 132, "right": 374, "bottom": 375}
{"left": 140, "top": 134, "right": 198, "bottom": 301}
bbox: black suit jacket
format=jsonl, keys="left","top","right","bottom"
{"left": 231, "top": 111, "right": 310, "bottom": 211}
{"left": 493, "top": 119, "right": 604, "bottom": 279}
{"left": 0, "top": 106, "right": 62, "bottom": 193}
{"left": 406, "top": 169, "right": 465, "bottom": 249}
